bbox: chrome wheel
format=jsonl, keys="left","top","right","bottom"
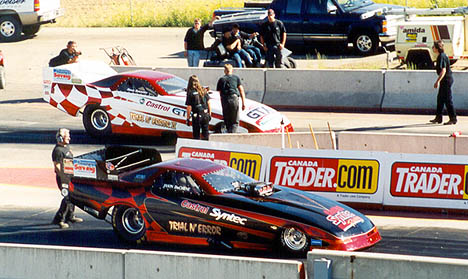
{"left": 121, "top": 207, "right": 144, "bottom": 235}
{"left": 0, "top": 21, "right": 15, "bottom": 38}
{"left": 356, "top": 34, "right": 373, "bottom": 53}
{"left": 282, "top": 227, "right": 307, "bottom": 251}
{"left": 91, "top": 109, "right": 109, "bottom": 131}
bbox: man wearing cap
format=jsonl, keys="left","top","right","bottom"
{"left": 259, "top": 9, "right": 287, "bottom": 68}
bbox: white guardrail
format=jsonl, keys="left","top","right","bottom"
{"left": 176, "top": 138, "right": 468, "bottom": 211}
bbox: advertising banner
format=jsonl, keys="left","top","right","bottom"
{"left": 73, "top": 158, "right": 97, "bottom": 179}
{"left": 176, "top": 139, "right": 269, "bottom": 181}
{"left": 265, "top": 149, "right": 387, "bottom": 204}
{"left": 384, "top": 153, "right": 468, "bottom": 209}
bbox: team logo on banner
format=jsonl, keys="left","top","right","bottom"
{"left": 178, "top": 147, "right": 262, "bottom": 180}
{"left": 269, "top": 156, "right": 379, "bottom": 194}
{"left": 390, "top": 162, "right": 468, "bottom": 200}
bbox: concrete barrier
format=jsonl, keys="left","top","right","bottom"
{"left": 382, "top": 70, "right": 468, "bottom": 114}
{"left": 307, "top": 249, "right": 468, "bottom": 279}
{"left": 210, "top": 132, "right": 335, "bottom": 149}
{"left": 154, "top": 67, "right": 266, "bottom": 102}
{"left": 263, "top": 69, "right": 384, "bottom": 110}
{"left": 0, "top": 243, "right": 304, "bottom": 279}
{"left": 125, "top": 250, "right": 304, "bottom": 279}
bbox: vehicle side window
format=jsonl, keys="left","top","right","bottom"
{"left": 285, "top": 0, "right": 302, "bottom": 15}
{"left": 306, "top": 0, "right": 332, "bottom": 14}
{"left": 117, "top": 78, "right": 158, "bottom": 96}
{"left": 152, "top": 171, "right": 201, "bottom": 196}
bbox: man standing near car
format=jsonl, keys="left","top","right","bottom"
{"left": 259, "top": 9, "right": 286, "bottom": 68}
{"left": 184, "top": 16, "right": 219, "bottom": 67}
{"left": 216, "top": 64, "right": 246, "bottom": 133}
{"left": 51, "top": 128, "right": 83, "bottom": 229}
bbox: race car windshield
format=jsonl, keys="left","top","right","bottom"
{"left": 336, "top": 0, "right": 372, "bottom": 11}
{"left": 156, "top": 76, "right": 187, "bottom": 94}
{"left": 203, "top": 167, "right": 256, "bottom": 193}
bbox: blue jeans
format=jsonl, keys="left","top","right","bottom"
{"left": 244, "top": 45, "right": 262, "bottom": 65}
{"left": 265, "top": 44, "right": 283, "bottom": 68}
{"left": 187, "top": 50, "right": 204, "bottom": 67}
{"left": 231, "top": 49, "right": 252, "bottom": 68}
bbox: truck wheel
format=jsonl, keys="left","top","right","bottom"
{"left": 353, "top": 32, "right": 378, "bottom": 55}
{"left": 280, "top": 226, "right": 309, "bottom": 255}
{"left": 0, "top": 16, "right": 22, "bottom": 42}
{"left": 0, "top": 66, "right": 5, "bottom": 90}
{"left": 112, "top": 206, "right": 146, "bottom": 244}
{"left": 23, "top": 24, "right": 41, "bottom": 36}
{"left": 83, "top": 105, "right": 112, "bottom": 137}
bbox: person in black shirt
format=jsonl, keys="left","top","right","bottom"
{"left": 430, "top": 40, "right": 457, "bottom": 125}
{"left": 259, "top": 9, "right": 286, "bottom": 68}
{"left": 184, "top": 16, "right": 218, "bottom": 67}
{"left": 231, "top": 24, "right": 262, "bottom": 67}
{"left": 221, "top": 29, "right": 253, "bottom": 68}
{"left": 51, "top": 128, "right": 83, "bottom": 229}
{"left": 49, "top": 41, "right": 82, "bottom": 67}
{"left": 216, "top": 64, "right": 246, "bottom": 133}
{"left": 186, "top": 75, "right": 212, "bottom": 140}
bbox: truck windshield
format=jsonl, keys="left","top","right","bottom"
{"left": 335, "top": 0, "right": 373, "bottom": 12}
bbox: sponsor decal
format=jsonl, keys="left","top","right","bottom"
{"left": 390, "top": 162, "right": 468, "bottom": 200}
{"left": 269, "top": 156, "right": 379, "bottom": 194}
{"left": 168, "top": 221, "right": 221, "bottom": 235}
{"left": 43, "top": 80, "right": 51, "bottom": 85}
{"left": 209, "top": 208, "right": 247, "bottom": 225}
{"left": 130, "top": 112, "right": 176, "bottom": 129}
{"left": 53, "top": 69, "right": 72, "bottom": 82}
{"left": 247, "top": 106, "right": 271, "bottom": 119}
{"left": 179, "top": 147, "right": 262, "bottom": 180}
{"left": 106, "top": 162, "right": 115, "bottom": 171}
{"left": 181, "top": 200, "right": 209, "bottom": 214}
{"left": 324, "top": 206, "right": 364, "bottom": 232}
{"left": 71, "top": 78, "right": 82, "bottom": 84}
{"left": 146, "top": 100, "right": 170, "bottom": 112}
{"left": 402, "top": 27, "right": 426, "bottom": 34}
{"left": 73, "top": 159, "right": 97, "bottom": 179}
{"left": 0, "top": 0, "right": 25, "bottom": 5}
{"left": 172, "top": 107, "right": 187, "bottom": 117}
{"left": 405, "top": 33, "right": 417, "bottom": 43}
{"left": 63, "top": 158, "right": 74, "bottom": 175}
{"left": 139, "top": 98, "right": 145, "bottom": 104}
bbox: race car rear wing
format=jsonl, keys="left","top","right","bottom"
{"left": 72, "top": 146, "right": 162, "bottom": 181}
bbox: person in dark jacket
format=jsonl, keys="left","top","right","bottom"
{"left": 259, "top": 9, "right": 286, "bottom": 68}
{"left": 231, "top": 23, "right": 262, "bottom": 67}
{"left": 49, "top": 41, "right": 82, "bottom": 67}
{"left": 184, "top": 16, "right": 218, "bottom": 67}
{"left": 186, "top": 75, "right": 211, "bottom": 140}
{"left": 430, "top": 40, "right": 457, "bottom": 125}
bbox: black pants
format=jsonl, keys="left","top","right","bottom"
{"left": 265, "top": 44, "right": 283, "bottom": 68}
{"left": 221, "top": 95, "right": 239, "bottom": 133}
{"left": 53, "top": 175, "right": 75, "bottom": 223}
{"left": 192, "top": 112, "right": 210, "bottom": 140}
{"left": 436, "top": 78, "right": 456, "bottom": 121}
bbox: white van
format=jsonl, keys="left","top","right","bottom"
{"left": 0, "top": 0, "right": 63, "bottom": 41}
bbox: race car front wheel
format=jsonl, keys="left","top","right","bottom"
{"left": 83, "top": 105, "right": 112, "bottom": 137}
{"left": 112, "top": 206, "right": 146, "bottom": 244}
{"left": 280, "top": 227, "right": 309, "bottom": 255}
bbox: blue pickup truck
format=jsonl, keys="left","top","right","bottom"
{"left": 213, "top": 0, "right": 405, "bottom": 55}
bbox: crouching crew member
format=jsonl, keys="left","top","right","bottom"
{"left": 51, "top": 128, "right": 83, "bottom": 229}
{"left": 186, "top": 75, "right": 212, "bottom": 140}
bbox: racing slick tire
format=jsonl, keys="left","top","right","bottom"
{"left": 0, "top": 66, "right": 5, "bottom": 90}
{"left": 22, "top": 24, "right": 41, "bottom": 36}
{"left": 83, "top": 105, "right": 112, "bottom": 137}
{"left": 112, "top": 206, "right": 146, "bottom": 244}
{"left": 280, "top": 226, "right": 309, "bottom": 255}
{"left": 352, "top": 32, "right": 378, "bottom": 56}
{"left": 0, "top": 16, "right": 22, "bottom": 42}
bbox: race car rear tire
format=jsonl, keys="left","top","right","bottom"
{"left": 0, "top": 16, "right": 22, "bottom": 42}
{"left": 83, "top": 105, "right": 112, "bottom": 137}
{"left": 112, "top": 206, "right": 146, "bottom": 244}
{"left": 0, "top": 66, "right": 5, "bottom": 90}
{"left": 280, "top": 226, "right": 309, "bottom": 255}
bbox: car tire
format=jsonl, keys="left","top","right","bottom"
{"left": 83, "top": 105, "right": 112, "bottom": 137}
{"left": 280, "top": 227, "right": 309, "bottom": 255}
{"left": 22, "top": 24, "right": 41, "bottom": 36}
{"left": 112, "top": 206, "right": 146, "bottom": 243}
{"left": 0, "top": 66, "right": 5, "bottom": 90}
{"left": 0, "top": 16, "right": 22, "bottom": 42}
{"left": 353, "top": 32, "right": 378, "bottom": 56}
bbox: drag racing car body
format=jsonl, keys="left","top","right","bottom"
{"left": 42, "top": 61, "right": 293, "bottom": 138}
{"left": 67, "top": 146, "right": 380, "bottom": 254}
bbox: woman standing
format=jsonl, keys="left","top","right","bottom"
{"left": 185, "top": 75, "right": 211, "bottom": 140}
{"left": 430, "top": 40, "right": 457, "bottom": 125}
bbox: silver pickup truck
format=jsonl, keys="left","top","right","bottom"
{"left": 0, "top": 0, "right": 63, "bottom": 41}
